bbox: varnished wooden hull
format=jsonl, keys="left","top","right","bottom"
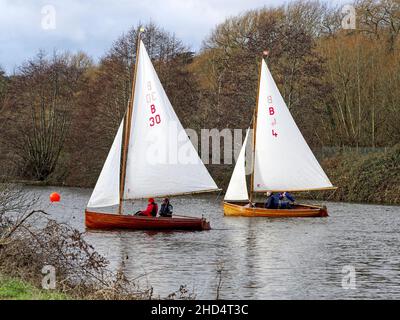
{"left": 85, "top": 210, "right": 211, "bottom": 231}
{"left": 223, "top": 202, "right": 328, "bottom": 217}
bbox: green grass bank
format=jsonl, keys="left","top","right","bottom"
{"left": 0, "top": 275, "right": 70, "bottom": 300}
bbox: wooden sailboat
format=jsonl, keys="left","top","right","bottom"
{"left": 85, "top": 30, "right": 218, "bottom": 231}
{"left": 223, "top": 58, "right": 336, "bottom": 217}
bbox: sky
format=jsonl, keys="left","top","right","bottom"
{"left": 0, "top": 0, "right": 349, "bottom": 74}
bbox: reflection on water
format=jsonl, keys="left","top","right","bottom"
{"left": 27, "top": 185, "right": 400, "bottom": 299}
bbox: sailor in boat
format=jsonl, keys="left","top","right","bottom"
{"left": 264, "top": 192, "right": 280, "bottom": 209}
{"left": 279, "top": 192, "right": 295, "bottom": 209}
{"left": 279, "top": 192, "right": 295, "bottom": 208}
{"left": 159, "top": 198, "right": 173, "bottom": 218}
{"left": 265, "top": 192, "right": 296, "bottom": 209}
{"left": 135, "top": 198, "right": 158, "bottom": 217}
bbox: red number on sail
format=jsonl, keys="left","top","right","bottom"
{"left": 149, "top": 115, "right": 161, "bottom": 127}
{"left": 272, "top": 130, "right": 278, "bottom": 137}
{"left": 151, "top": 104, "right": 156, "bottom": 114}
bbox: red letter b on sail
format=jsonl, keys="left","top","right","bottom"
{"left": 269, "top": 107, "right": 275, "bottom": 115}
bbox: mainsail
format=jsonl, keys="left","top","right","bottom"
{"left": 88, "top": 40, "right": 218, "bottom": 208}
{"left": 224, "top": 129, "right": 250, "bottom": 201}
{"left": 252, "top": 60, "right": 333, "bottom": 192}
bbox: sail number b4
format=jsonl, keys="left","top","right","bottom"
{"left": 267, "top": 95, "right": 278, "bottom": 138}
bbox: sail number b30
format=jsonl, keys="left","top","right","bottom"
{"left": 146, "top": 81, "right": 162, "bottom": 127}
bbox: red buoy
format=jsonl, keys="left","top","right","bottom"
{"left": 50, "top": 192, "right": 61, "bottom": 203}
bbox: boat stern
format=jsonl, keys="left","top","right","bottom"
{"left": 319, "top": 205, "right": 329, "bottom": 217}
{"left": 84, "top": 209, "right": 90, "bottom": 228}
{"left": 201, "top": 216, "right": 211, "bottom": 230}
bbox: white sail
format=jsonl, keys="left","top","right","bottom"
{"left": 123, "top": 41, "right": 219, "bottom": 199}
{"left": 224, "top": 129, "right": 250, "bottom": 201}
{"left": 87, "top": 121, "right": 124, "bottom": 208}
{"left": 253, "top": 60, "right": 333, "bottom": 192}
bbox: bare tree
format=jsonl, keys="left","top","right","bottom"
{"left": 356, "top": 0, "right": 400, "bottom": 50}
{"left": 4, "top": 51, "right": 89, "bottom": 181}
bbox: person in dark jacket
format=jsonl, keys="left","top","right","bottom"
{"left": 278, "top": 192, "right": 295, "bottom": 209}
{"left": 265, "top": 192, "right": 280, "bottom": 209}
{"left": 159, "top": 198, "right": 173, "bottom": 217}
{"left": 265, "top": 192, "right": 295, "bottom": 209}
{"left": 135, "top": 198, "right": 158, "bottom": 217}
{"left": 280, "top": 192, "right": 295, "bottom": 203}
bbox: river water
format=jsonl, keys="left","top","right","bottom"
{"left": 26, "top": 186, "right": 400, "bottom": 299}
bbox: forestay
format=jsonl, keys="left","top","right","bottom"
{"left": 253, "top": 60, "right": 333, "bottom": 192}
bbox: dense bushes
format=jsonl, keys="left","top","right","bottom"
{"left": 316, "top": 145, "right": 400, "bottom": 204}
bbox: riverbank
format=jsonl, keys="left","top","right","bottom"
{"left": 0, "top": 184, "right": 154, "bottom": 300}
{"left": 311, "top": 145, "right": 400, "bottom": 205}
{"left": 0, "top": 275, "right": 69, "bottom": 300}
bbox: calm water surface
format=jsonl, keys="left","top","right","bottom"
{"left": 27, "top": 186, "right": 400, "bottom": 299}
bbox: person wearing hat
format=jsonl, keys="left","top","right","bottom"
{"left": 135, "top": 198, "right": 158, "bottom": 217}
{"left": 159, "top": 198, "right": 173, "bottom": 217}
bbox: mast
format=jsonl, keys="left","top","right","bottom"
{"left": 249, "top": 56, "right": 263, "bottom": 204}
{"left": 118, "top": 28, "right": 144, "bottom": 214}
